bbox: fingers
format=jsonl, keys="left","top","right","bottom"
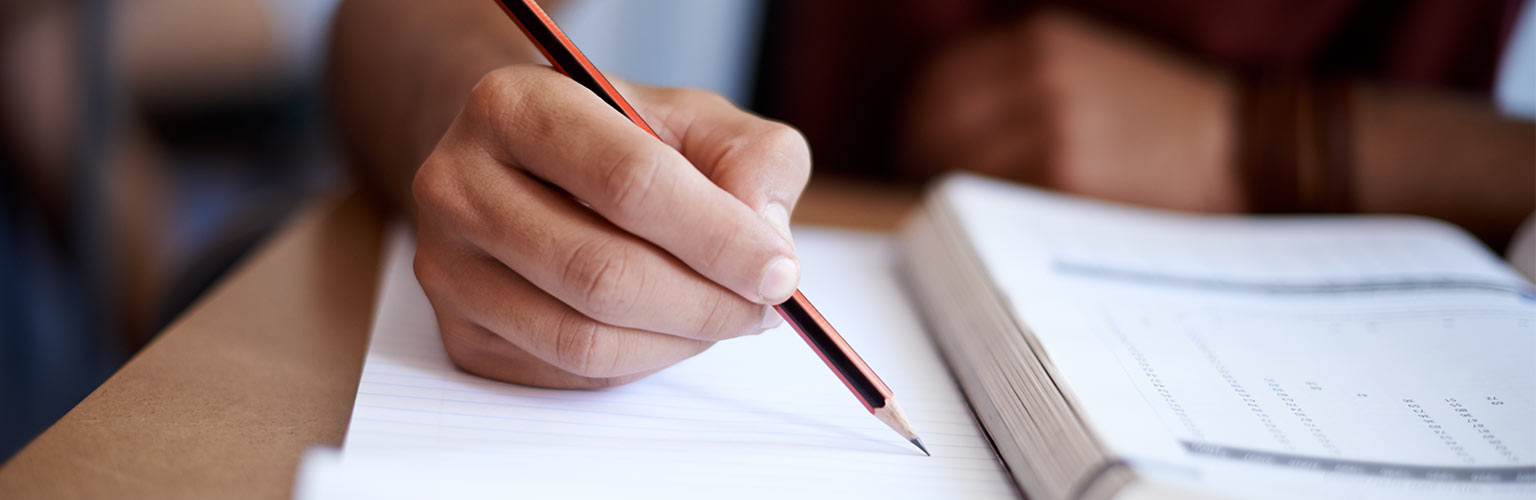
{"left": 413, "top": 151, "right": 776, "bottom": 341}
{"left": 411, "top": 66, "right": 816, "bottom": 389}
{"left": 619, "top": 85, "right": 812, "bottom": 244}
{"left": 467, "top": 67, "right": 800, "bottom": 304}
{"left": 434, "top": 312, "right": 661, "bottom": 389}
{"left": 416, "top": 237, "right": 719, "bottom": 381}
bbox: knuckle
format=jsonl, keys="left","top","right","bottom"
{"left": 715, "top": 121, "right": 812, "bottom": 189}
{"left": 440, "top": 325, "right": 482, "bottom": 367}
{"left": 465, "top": 70, "right": 516, "bottom": 123}
{"left": 552, "top": 312, "right": 623, "bottom": 378}
{"left": 438, "top": 316, "right": 636, "bottom": 389}
{"left": 412, "top": 247, "right": 450, "bottom": 298}
{"left": 757, "top": 122, "right": 813, "bottom": 179}
{"left": 561, "top": 237, "right": 641, "bottom": 321}
{"left": 701, "top": 220, "right": 745, "bottom": 271}
{"left": 758, "top": 122, "right": 809, "bottom": 156}
{"left": 465, "top": 65, "right": 548, "bottom": 143}
{"left": 411, "top": 159, "right": 479, "bottom": 235}
{"left": 599, "top": 146, "right": 665, "bottom": 217}
{"left": 693, "top": 293, "right": 750, "bottom": 340}
{"left": 411, "top": 159, "right": 454, "bottom": 214}
{"left": 468, "top": 67, "right": 530, "bottom": 111}
{"left": 439, "top": 322, "right": 499, "bottom": 379}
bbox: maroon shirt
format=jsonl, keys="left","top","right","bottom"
{"left": 753, "top": 0, "right": 1521, "bottom": 177}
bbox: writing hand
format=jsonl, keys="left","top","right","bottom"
{"left": 412, "top": 66, "right": 811, "bottom": 388}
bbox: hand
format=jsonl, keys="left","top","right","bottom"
{"left": 903, "top": 9, "right": 1243, "bottom": 212}
{"left": 411, "top": 65, "right": 810, "bottom": 389}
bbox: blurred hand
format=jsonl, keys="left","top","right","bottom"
{"left": 904, "top": 9, "right": 1242, "bottom": 212}
{"left": 412, "top": 65, "right": 810, "bottom": 389}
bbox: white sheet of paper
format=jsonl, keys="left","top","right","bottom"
{"left": 293, "top": 226, "right": 1016, "bottom": 499}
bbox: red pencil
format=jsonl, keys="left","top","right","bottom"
{"left": 492, "top": 0, "right": 927, "bottom": 456}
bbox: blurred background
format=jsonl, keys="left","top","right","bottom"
{"left": 1, "top": 0, "right": 343, "bottom": 461}
{"left": 2, "top": 0, "right": 1532, "bottom": 463}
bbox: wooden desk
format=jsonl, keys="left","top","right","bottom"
{"left": 0, "top": 176, "right": 920, "bottom": 499}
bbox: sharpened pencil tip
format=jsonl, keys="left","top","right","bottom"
{"left": 874, "top": 400, "right": 926, "bottom": 456}
{"left": 911, "top": 438, "right": 930, "bottom": 456}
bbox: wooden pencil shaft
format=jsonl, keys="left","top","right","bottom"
{"left": 494, "top": 0, "right": 659, "bottom": 137}
{"left": 873, "top": 400, "right": 920, "bottom": 442}
{"left": 495, "top": 0, "right": 908, "bottom": 434}
{"left": 776, "top": 290, "right": 893, "bottom": 411}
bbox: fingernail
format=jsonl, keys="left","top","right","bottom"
{"left": 759, "top": 306, "right": 784, "bottom": 331}
{"left": 758, "top": 257, "right": 799, "bottom": 304}
{"left": 762, "top": 203, "right": 794, "bottom": 246}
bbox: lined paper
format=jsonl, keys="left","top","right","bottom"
{"left": 294, "top": 226, "right": 1016, "bottom": 499}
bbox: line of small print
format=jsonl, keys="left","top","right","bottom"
{"left": 1054, "top": 261, "right": 1532, "bottom": 297}
{"left": 1180, "top": 441, "right": 1535, "bottom": 483}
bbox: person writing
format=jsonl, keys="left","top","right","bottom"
{"left": 331, "top": 0, "right": 810, "bottom": 389}
{"left": 329, "top": 0, "right": 1534, "bottom": 391}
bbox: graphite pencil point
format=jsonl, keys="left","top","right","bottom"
{"left": 911, "top": 438, "right": 930, "bottom": 456}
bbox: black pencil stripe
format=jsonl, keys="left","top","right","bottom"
{"left": 496, "top": 0, "right": 626, "bottom": 114}
{"left": 778, "top": 299, "right": 888, "bottom": 408}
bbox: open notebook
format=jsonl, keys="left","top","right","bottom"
{"left": 296, "top": 174, "right": 1534, "bottom": 499}
{"left": 903, "top": 175, "right": 1534, "bottom": 499}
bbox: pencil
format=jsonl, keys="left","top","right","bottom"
{"left": 492, "top": 0, "right": 927, "bottom": 456}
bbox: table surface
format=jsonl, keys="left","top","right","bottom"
{"left": 0, "top": 176, "right": 921, "bottom": 499}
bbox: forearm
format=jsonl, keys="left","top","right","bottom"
{"left": 1350, "top": 84, "right": 1535, "bottom": 247}
{"left": 328, "top": 0, "right": 556, "bottom": 214}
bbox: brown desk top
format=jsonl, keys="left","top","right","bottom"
{"left": 0, "top": 176, "right": 920, "bottom": 499}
